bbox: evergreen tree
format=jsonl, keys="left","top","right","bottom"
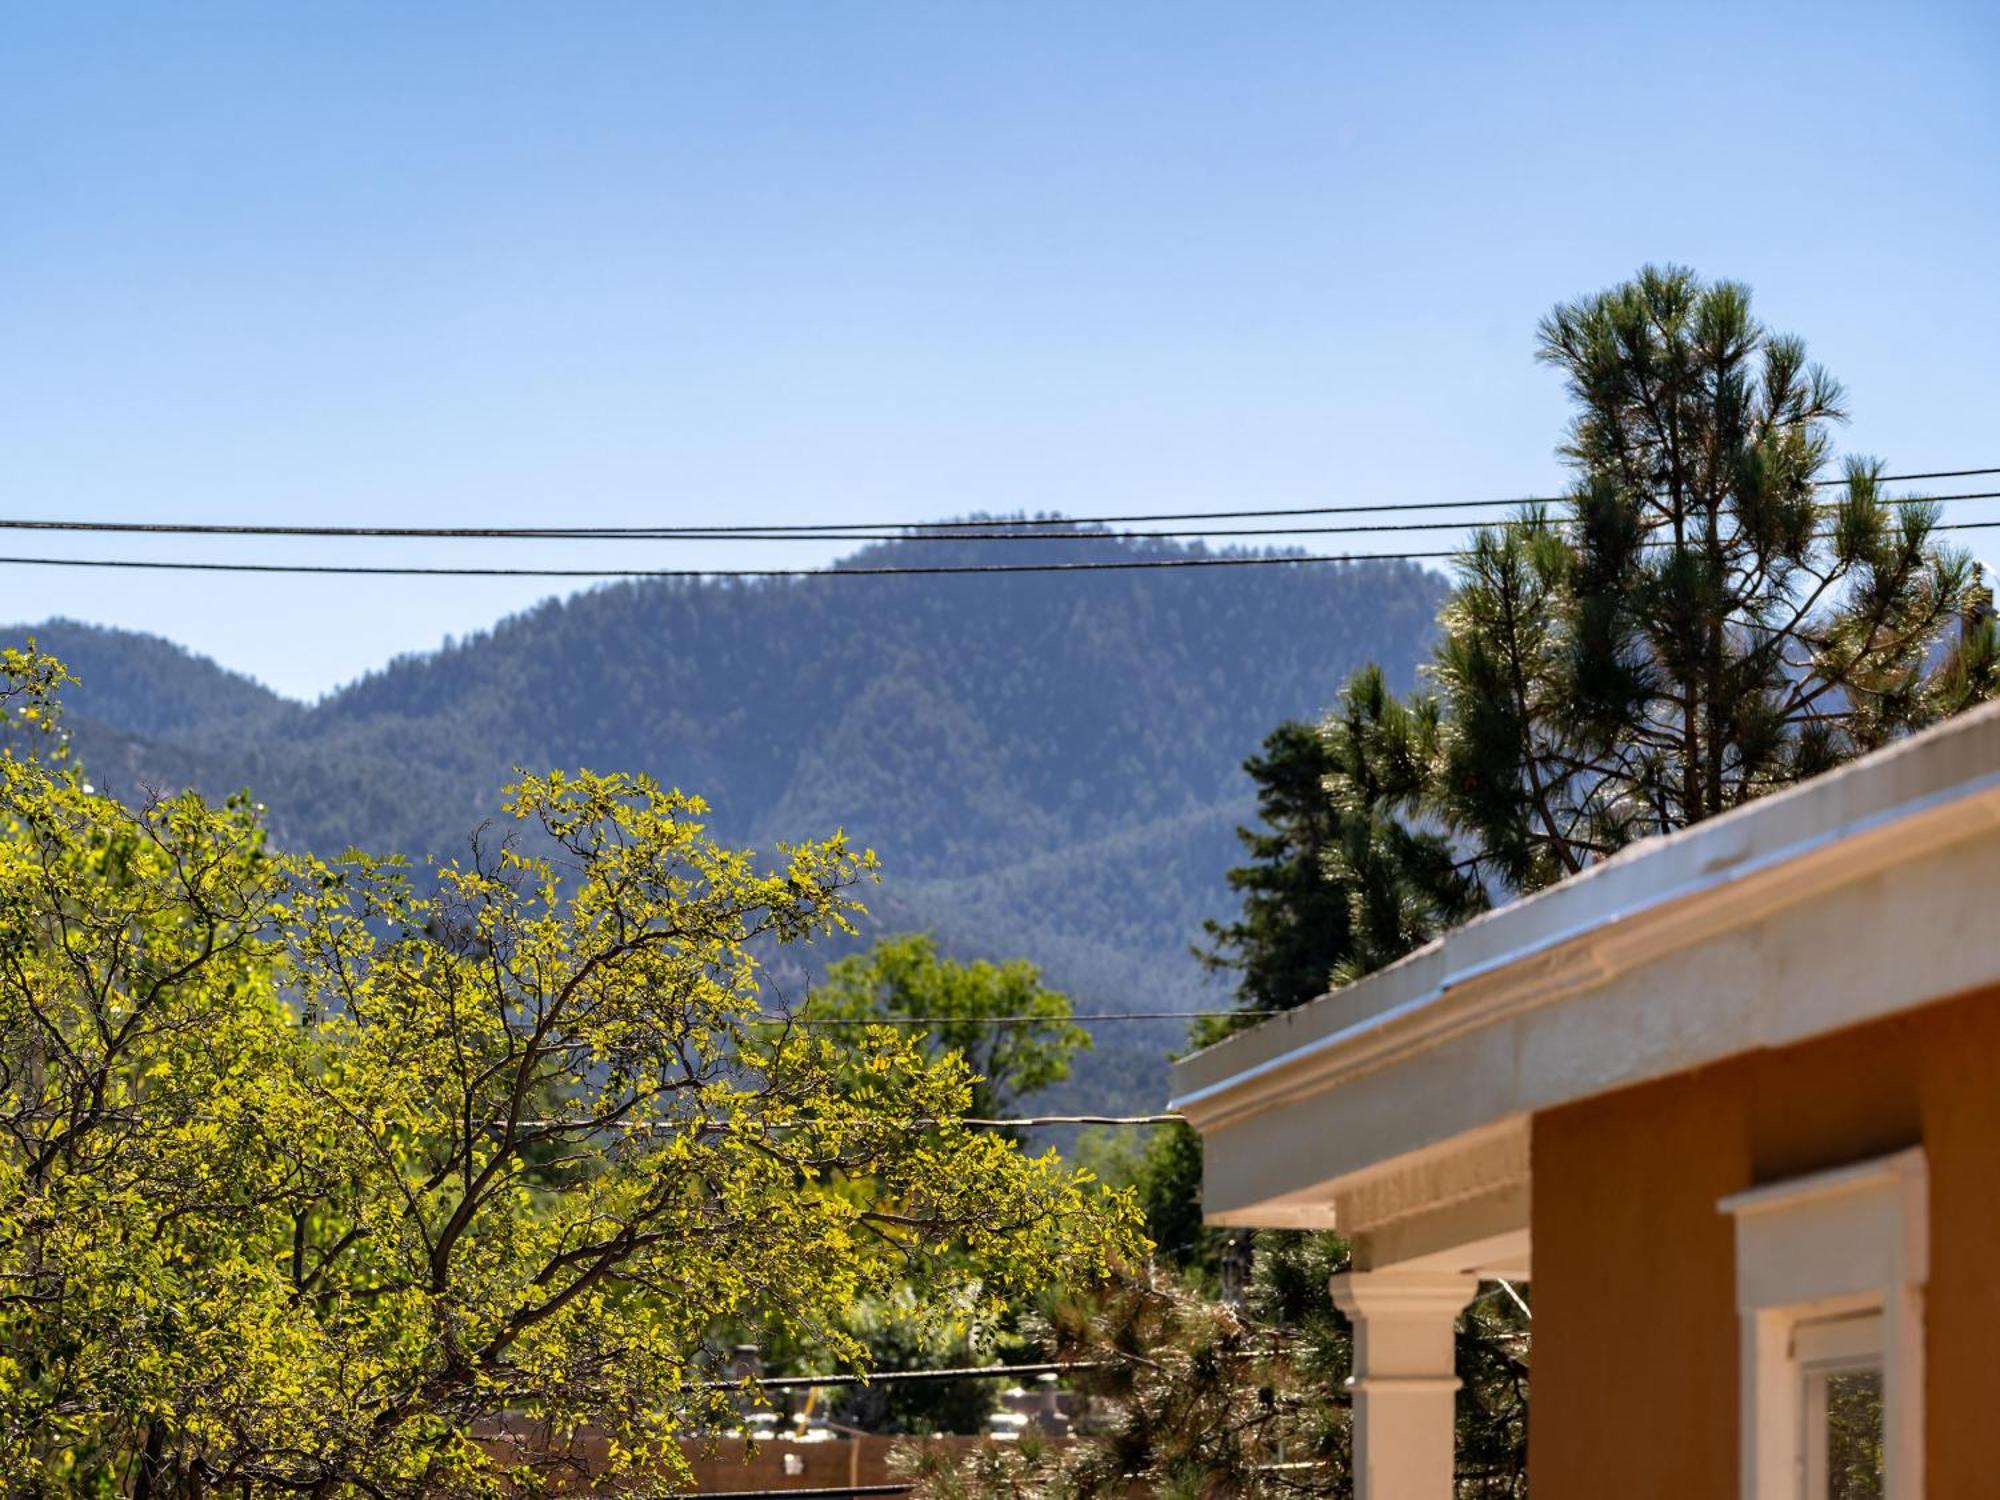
{"left": 899, "top": 1235, "right": 1530, "bottom": 1499}
{"left": 1391, "top": 265, "right": 1997, "bottom": 888}
{"left": 1201, "top": 696, "right": 1482, "bottom": 1022}
{"left": 1167, "top": 705, "right": 1479, "bottom": 1279}
{"left": 1197, "top": 722, "right": 1351, "bottom": 1015}
{"left": 1318, "top": 665, "right": 1485, "bottom": 980}
{"left": 953, "top": 266, "right": 2000, "bottom": 1500}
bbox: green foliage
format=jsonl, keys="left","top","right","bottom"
{"left": 900, "top": 1263, "right": 1350, "bottom": 1500}
{"left": 1199, "top": 692, "right": 1484, "bottom": 1039}
{"left": 1070, "top": 1121, "right": 1228, "bottom": 1284}
{"left": 899, "top": 1239, "right": 1529, "bottom": 1499}
{"left": 824, "top": 1288, "right": 1005, "bottom": 1438}
{"left": 804, "top": 933, "right": 1089, "bottom": 1120}
{"left": 1196, "top": 722, "right": 1352, "bottom": 1015}
{"left": 1133, "top": 1123, "right": 1222, "bottom": 1278}
{"left": 1317, "top": 666, "right": 1486, "bottom": 983}
{"left": 0, "top": 650, "right": 1141, "bottom": 1498}
{"left": 1380, "top": 265, "right": 1999, "bottom": 890}
{"left": 13, "top": 541, "right": 1447, "bottom": 1118}
{"left": 794, "top": 934, "right": 1092, "bottom": 1434}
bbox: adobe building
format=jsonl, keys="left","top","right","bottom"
{"left": 1171, "top": 699, "right": 2000, "bottom": 1498}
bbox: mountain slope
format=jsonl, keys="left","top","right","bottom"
{"left": 23, "top": 618, "right": 298, "bottom": 737}
{"left": 12, "top": 532, "right": 1446, "bottom": 1112}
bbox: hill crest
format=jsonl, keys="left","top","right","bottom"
{"left": 9, "top": 533, "right": 1446, "bottom": 1112}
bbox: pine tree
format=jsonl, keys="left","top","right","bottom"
{"left": 1196, "top": 722, "right": 1353, "bottom": 1015}
{"left": 1318, "top": 665, "right": 1485, "bottom": 979}
{"left": 917, "top": 266, "right": 1997, "bottom": 1500}
{"left": 1385, "top": 265, "right": 1997, "bottom": 890}
{"left": 1202, "top": 695, "right": 1483, "bottom": 1020}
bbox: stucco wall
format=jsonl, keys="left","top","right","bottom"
{"left": 1529, "top": 979, "right": 2000, "bottom": 1498}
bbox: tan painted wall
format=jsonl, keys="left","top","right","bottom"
{"left": 1530, "top": 979, "right": 2000, "bottom": 1499}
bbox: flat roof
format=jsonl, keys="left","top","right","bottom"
{"left": 1172, "top": 697, "right": 2000, "bottom": 1226}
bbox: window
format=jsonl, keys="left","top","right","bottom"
{"left": 1795, "top": 1312, "right": 1884, "bottom": 1499}
{"left": 1719, "top": 1149, "right": 1925, "bottom": 1500}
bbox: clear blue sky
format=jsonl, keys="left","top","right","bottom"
{"left": 3, "top": 1, "right": 1995, "bottom": 700}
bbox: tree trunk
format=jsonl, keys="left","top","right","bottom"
{"left": 133, "top": 1423, "right": 169, "bottom": 1500}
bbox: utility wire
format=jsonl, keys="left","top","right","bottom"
{"left": 701, "top": 1361, "right": 1107, "bottom": 1392}
{"left": 0, "top": 550, "right": 1463, "bottom": 578}
{"left": 0, "top": 468, "right": 1994, "bottom": 541}
{"left": 45, "top": 1108, "right": 1189, "bottom": 1137}
{"left": 12, "top": 489, "right": 1991, "bottom": 546}
{"left": 6, "top": 518, "right": 1998, "bottom": 582}
{"left": 780, "top": 1017, "right": 1194, "bottom": 1030}
{"left": 553, "top": 1113, "right": 1188, "bottom": 1131}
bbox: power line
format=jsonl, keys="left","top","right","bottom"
{"left": 505, "top": 1113, "right": 1187, "bottom": 1132}
{"left": 1, "top": 467, "right": 1993, "bottom": 541}
{"left": 6, "top": 518, "right": 1997, "bottom": 583}
{"left": 676, "top": 1487, "right": 910, "bottom": 1499}
{"left": 583, "top": 486, "right": 2000, "bottom": 543}
{"left": 15, "top": 488, "right": 1990, "bottom": 547}
{"left": 702, "top": 1361, "right": 1107, "bottom": 1393}
{"left": 0, "top": 550, "right": 1461, "bottom": 579}
{"left": 784, "top": 1015, "right": 1213, "bottom": 1028}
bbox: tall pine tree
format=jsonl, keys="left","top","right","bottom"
{"left": 1197, "top": 721, "right": 1352, "bottom": 1015}
{"left": 928, "top": 268, "right": 1995, "bottom": 1500}
{"left": 1369, "top": 265, "right": 1997, "bottom": 891}
{"left": 1201, "top": 698, "right": 1481, "bottom": 1020}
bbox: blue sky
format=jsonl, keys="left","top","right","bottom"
{"left": 2, "top": 2, "right": 1996, "bottom": 699}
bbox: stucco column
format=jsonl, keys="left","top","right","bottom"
{"left": 1328, "top": 1271, "right": 1479, "bottom": 1500}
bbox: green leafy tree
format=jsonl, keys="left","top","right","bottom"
{"left": 1127, "top": 1122, "right": 1216, "bottom": 1275}
{"left": 1397, "top": 265, "right": 1998, "bottom": 888}
{"left": 1071, "top": 1121, "right": 1215, "bottom": 1277}
{"left": 824, "top": 1287, "right": 1005, "bottom": 1438}
{"left": 788, "top": 933, "right": 1094, "bottom": 1431}
{"left": 0, "top": 648, "right": 1140, "bottom": 1498}
{"left": 802, "top": 933, "right": 1090, "bottom": 1120}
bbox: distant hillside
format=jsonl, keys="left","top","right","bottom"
{"left": 12, "top": 530, "right": 1446, "bottom": 1114}
{"left": 27, "top": 620, "right": 298, "bottom": 737}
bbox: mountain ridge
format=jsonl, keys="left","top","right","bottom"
{"left": 9, "top": 531, "right": 1446, "bottom": 1112}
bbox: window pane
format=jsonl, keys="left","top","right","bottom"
{"left": 1822, "top": 1369, "right": 1884, "bottom": 1500}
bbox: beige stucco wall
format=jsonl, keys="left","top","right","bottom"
{"left": 1529, "top": 979, "right": 2000, "bottom": 1498}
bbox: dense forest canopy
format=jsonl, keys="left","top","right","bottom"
{"left": 13, "top": 528, "right": 1445, "bottom": 1114}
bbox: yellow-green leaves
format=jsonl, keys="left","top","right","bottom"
{"left": 0, "top": 654, "right": 1136, "bottom": 1498}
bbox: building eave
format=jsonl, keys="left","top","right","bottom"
{"left": 1170, "top": 698, "right": 2000, "bottom": 1229}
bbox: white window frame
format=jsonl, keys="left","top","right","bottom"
{"left": 1795, "top": 1309, "right": 1883, "bottom": 1498}
{"left": 1719, "top": 1148, "right": 1927, "bottom": 1500}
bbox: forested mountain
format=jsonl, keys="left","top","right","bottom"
{"left": 12, "top": 529, "right": 1445, "bottom": 1113}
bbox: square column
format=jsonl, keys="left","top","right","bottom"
{"left": 1329, "top": 1270, "right": 1479, "bottom": 1500}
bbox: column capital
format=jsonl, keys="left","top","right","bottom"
{"left": 1328, "top": 1269, "right": 1481, "bottom": 1320}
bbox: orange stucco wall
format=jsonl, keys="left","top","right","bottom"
{"left": 1529, "top": 980, "right": 2000, "bottom": 1498}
